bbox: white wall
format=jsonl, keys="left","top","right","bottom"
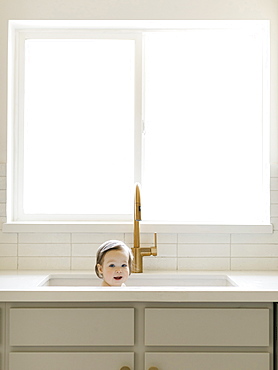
{"left": 0, "top": 0, "right": 278, "bottom": 271}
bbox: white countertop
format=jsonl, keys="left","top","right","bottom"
{"left": 0, "top": 271, "right": 278, "bottom": 302}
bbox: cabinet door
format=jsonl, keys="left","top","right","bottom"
{"left": 145, "top": 308, "right": 269, "bottom": 346}
{"left": 10, "top": 352, "right": 134, "bottom": 370}
{"left": 9, "top": 308, "right": 134, "bottom": 346}
{"left": 145, "top": 352, "right": 270, "bottom": 370}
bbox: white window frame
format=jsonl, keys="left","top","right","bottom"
{"left": 11, "top": 29, "right": 143, "bottom": 222}
{"left": 4, "top": 20, "right": 272, "bottom": 234}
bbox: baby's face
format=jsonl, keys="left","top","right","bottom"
{"left": 97, "top": 249, "right": 130, "bottom": 286}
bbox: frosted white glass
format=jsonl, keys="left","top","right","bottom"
{"left": 24, "top": 39, "right": 135, "bottom": 216}
{"left": 143, "top": 29, "right": 267, "bottom": 223}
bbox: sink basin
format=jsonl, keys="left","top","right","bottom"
{"left": 40, "top": 274, "right": 237, "bottom": 287}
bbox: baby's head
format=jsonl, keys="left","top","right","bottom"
{"left": 95, "top": 240, "right": 133, "bottom": 286}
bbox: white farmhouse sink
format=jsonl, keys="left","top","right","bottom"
{"left": 40, "top": 273, "right": 237, "bottom": 287}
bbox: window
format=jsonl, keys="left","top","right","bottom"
{"left": 24, "top": 37, "right": 136, "bottom": 220}
{"left": 7, "top": 20, "right": 270, "bottom": 226}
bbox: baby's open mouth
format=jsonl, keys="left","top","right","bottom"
{"left": 114, "top": 276, "right": 122, "bottom": 280}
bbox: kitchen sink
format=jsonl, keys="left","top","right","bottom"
{"left": 39, "top": 273, "right": 237, "bottom": 287}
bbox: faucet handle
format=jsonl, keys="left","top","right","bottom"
{"left": 151, "top": 232, "right": 157, "bottom": 256}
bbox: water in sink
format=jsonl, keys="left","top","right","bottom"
{"left": 40, "top": 274, "right": 237, "bottom": 287}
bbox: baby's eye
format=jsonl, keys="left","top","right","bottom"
{"left": 122, "top": 264, "right": 127, "bottom": 268}
{"left": 109, "top": 264, "right": 115, "bottom": 268}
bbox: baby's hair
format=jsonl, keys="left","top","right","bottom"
{"left": 95, "top": 240, "right": 133, "bottom": 279}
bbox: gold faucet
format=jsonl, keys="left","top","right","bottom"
{"left": 131, "top": 183, "right": 157, "bottom": 273}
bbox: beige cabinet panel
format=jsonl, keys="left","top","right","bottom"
{"left": 9, "top": 352, "right": 134, "bottom": 370}
{"left": 10, "top": 308, "right": 134, "bottom": 346}
{"left": 145, "top": 308, "right": 269, "bottom": 346}
{"left": 145, "top": 352, "right": 270, "bottom": 370}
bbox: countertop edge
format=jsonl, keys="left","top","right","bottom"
{"left": 0, "top": 270, "right": 277, "bottom": 302}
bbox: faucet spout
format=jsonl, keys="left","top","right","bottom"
{"left": 134, "top": 183, "right": 141, "bottom": 249}
{"left": 134, "top": 183, "right": 141, "bottom": 222}
{"left": 131, "top": 183, "right": 157, "bottom": 273}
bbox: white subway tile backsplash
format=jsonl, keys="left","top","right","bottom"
{"left": 178, "top": 257, "right": 230, "bottom": 271}
{"left": 72, "top": 233, "right": 125, "bottom": 244}
{"left": 72, "top": 243, "right": 99, "bottom": 257}
{"left": 0, "top": 204, "right": 6, "bottom": 217}
{"left": 143, "top": 257, "right": 177, "bottom": 271}
{"left": 157, "top": 233, "right": 178, "bottom": 243}
{"left": 231, "top": 258, "right": 278, "bottom": 270}
{"left": 271, "top": 204, "right": 278, "bottom": 217}
{"left": 71, "top": 257, "right": 95, "bottom": 270}
{"left": 153, "top": 243, "right": 177, "bottom": 257}
{"left": 231, "top": 244, "right": 278, "bottom": 257}
{"left": 0, "top": 164, "right": 6, "bottom": 177}
{"left": 140, "top": 233, "right": 158, "bottom": 244}
{"left": 18, "top": 244, "right": 71, "bottom": 257}
{"left": 125, "top": 232, "right": 157, "bottom": 245}
{"left": 0, "top": 217, "right": 6, "bottom": 229}
{"left": 0, "top": 244, "right": 17, "bottom": 256}
{"left": 0, "top": 177, "right": 6, "bottom": 190}
{"left": 271, "top": 191, "right": 278, "bottom": 203}
{"left": 0, "top": 231, "right": 17, "bottom": 244}
{"left": 0, "top": 190, "right": 6, "bottom": 203}
{"left": 178, "top": 233, "right": 230, "bottom": 244}
{"left": 124, "top": 233, "right": 133, "bottom": 244}
{"left": 271, "top": 178, "right": 278, "bottom": 190}
{"left": 271, "top": 218, "right": 278, "bottom": 230}
{"left": 178, "top": 244, "right": 230, "bottom": 257}
{"left": 271, "top": 164, "right": 278, "bottom": 178}
{"left": 18, "top": 233, "right": 70, "bottom": 244}
{"left": 18, "top": 257, "right": 71, "bottom": 270}
{"left": 0, "top": 257, "right": 17, "bottom": 270}
{"left": 231, "top": 231, "right": 278, "bottom": 244}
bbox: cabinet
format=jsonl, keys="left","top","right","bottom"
{"left": 10, "top": 308, "right": 134, "bottom": 346}
{"left": 0, "top": 304, "right": 5, "bottom": 370}
{"left": 144, "top": 307, "right": 271, "bottom": 370}
{"left": 8, "top": 307, "right": 134, "bottom": 370}
{"left": 6, "top": 303, "right": 273, "bottom": 370}
{"left": 10, "top": 353, "right": 134, "bottom": 370}
{"left": 145, "top": 353, "right": 270, "bottom": 370}
{"left": 145, "top": 308, "right": 269, "bottom": 346}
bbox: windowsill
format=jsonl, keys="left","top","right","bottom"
{"left": 2, "top": 222, "right": 273, "bottom": 234}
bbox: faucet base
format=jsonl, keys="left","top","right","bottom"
{"left": 131, "top": 247, "right": 143, "bottom": 273}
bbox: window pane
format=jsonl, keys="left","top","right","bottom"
{"left": 24, "top": 39, "right": 135, "bottom": 216}
{"left": 143, "top": 29, "right": 267, "bottom": 223}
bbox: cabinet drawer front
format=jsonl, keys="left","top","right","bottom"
{"left": 145, "top": 308, "right": 269, "bottom": 346}
{"left": 9, "top": 352, "right": 134, "bottom": 370}
{"left": 145, "top": 352, "right": 270, "bottom": 370}
{"left": 10, "top": 308, "right": 134, "bottom": 346}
